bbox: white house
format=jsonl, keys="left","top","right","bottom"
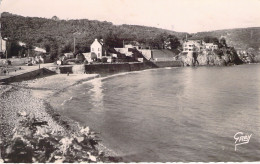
{"left": 34, "top": 47, "right": 46, "bottom": 53}
{"left": 183, "top": 40, "right": 219, "bottom": 53}
{"left": 124, "top": 44, "right": 141, "bottom": 49}
{"left": 183, "top": 40, "right": 205, "bottom": 52}
{"left": 114, "top": 48, "right": 133, "bottom": 57}
{"left": 205, "top": 43, "right": 218, "bottom": 50}
{"left": 91, "top": 38, "right": 109, "bottom": 59}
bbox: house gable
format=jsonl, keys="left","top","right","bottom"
{"left": 90, "top": 39, "right": 103, "bottom": 58}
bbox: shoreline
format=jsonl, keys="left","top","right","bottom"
{"left": 0, "top": 73, "right": 120, "bottom": 162}
{"left": 1, "top": 63, "right": 258, "bottom": 162}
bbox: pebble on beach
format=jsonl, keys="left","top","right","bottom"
{"left": 0, "top": 77, "right": 118, "bottom": 162}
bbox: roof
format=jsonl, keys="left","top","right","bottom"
{"left": 92, "top": 38, "right": 104, "bottom": 46}
{"left": 152, "top": 49, "right": 180, "bottom": 59}
{"left": 34, "top": 46, "right": 46, "bottom": 53}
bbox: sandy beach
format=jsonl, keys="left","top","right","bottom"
{"left": 0, "top": 73, "right": 119, "bottom": 162}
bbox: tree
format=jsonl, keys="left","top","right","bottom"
{"left": 44, "top": 43, "right": 51, "bottom": 53}
{"left": 91, "top": 52, "right": 97, "bottom": 61}
{"left": 49, "top": 42, "right": 59, "bottom": 60}
{"left": 101, "top": 57, "right": 108, "bottom": 63}
{"left": 61, "top": 42, "right": 73, "bottom": 53}
{"left": 203, "top": 36, "right": 219, "bottom": 45}
{"left": 165, "top": 35, "right": 180, "bottom": 49}
{"left": 76, "top": 53, "right": 85, "bottom": 63}
{"left": 219, "top": 37, "right": 227, "bottom": 48}
{"left": 51, "top": 16, "right": 59, "bottom": 21}
{"left": 103, "top": 31, "right": 122, "bottom": 48}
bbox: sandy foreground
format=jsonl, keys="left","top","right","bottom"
{"left": 0, "top": 74, "right": 118, "bottom": 162}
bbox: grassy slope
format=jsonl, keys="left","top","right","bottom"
{"left": 192, "top": 27, "right": 260, "bottom": 52}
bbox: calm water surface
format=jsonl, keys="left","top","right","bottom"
{"left": 54, "top": 64, "right": 260, "bottom": 162}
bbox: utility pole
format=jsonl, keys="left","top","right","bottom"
{"left": 73, "top": 31, "right": 81, "bottom": 54}
{"left": 73, "top": 37, "right": 76, "bottom": 53}
{"left": 38, "top": 56, "right": 40, "bottom": 70}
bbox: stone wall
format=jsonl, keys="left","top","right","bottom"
{"left": 58, "top": 61, "right": 182, "bottom": 75}
{"left": 84, "top": 62, "right": 152, "bottom": 74}
{"left": 0, "top": 68, "right": 55, "bottom": 83}
{"left": 152, "top": 61, "right": 183, "bottom": 67}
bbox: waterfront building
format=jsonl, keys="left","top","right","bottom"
{"left": 182, "top": 40, "right": 218, "bottom": 53}
{"left": 90, "top": 38, "right": 109, "bottom": 59}
{"left": 205, "top": 43, "right": 218, "bottom": 50}
{"left": 182, "top": 40, "right": 205, "bottom": 52}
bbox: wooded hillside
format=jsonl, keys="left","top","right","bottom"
{"left": 1, "top": 12, "right": 186, "bottom": 58}
{"left": 192, "top": 27, "right": 260, "bottom": 52}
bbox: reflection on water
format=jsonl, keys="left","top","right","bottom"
{"left": 88, "top": 78, "right": 104, "bottom": 110}
{"left": 57, "top": 64, "right": 260, "bottom": 162}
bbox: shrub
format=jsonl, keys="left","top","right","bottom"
{"left": 111, "top": 57, "right": 117, "bottom": 63}
{"left": 101, "top": 57, "right": 107, "bottom": 63}
{"left": 83, "top": 60, "right": 88, "bottom": 64}
{"left": 96, "top": 58, "right": 102, "bottom": 63}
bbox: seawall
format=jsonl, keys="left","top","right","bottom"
{"left": 152, "top": 61, "right": 183, "bottom": 67}
{"left": 58, "top": 61, "right": 183, "bottom": 74}
{"left": 0, "top": 68, "right": 55, "bottom": 83}
{"left": 84, "top": 62, "right": 153, "bottom": 74}
{"left": 0, "top": 60, "right": 183, "bottom": 83}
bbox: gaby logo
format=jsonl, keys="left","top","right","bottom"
{"left": 234, "top": 132, "right": 252, "bottom": 151}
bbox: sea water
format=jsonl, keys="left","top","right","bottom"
{"left": 53, "top": 64, "right": 260, "bottom": 162}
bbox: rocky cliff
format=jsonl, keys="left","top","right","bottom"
{"left": 178, "top": 47, "right": 243, "bottom": 66}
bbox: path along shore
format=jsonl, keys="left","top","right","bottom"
{"left": 0, "top": 74, "right": 119, "bottom": 162}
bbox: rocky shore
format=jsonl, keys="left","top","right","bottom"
{"left": 179, "top": 47, "right": 244, "bottom": 66}
{"left": 0, "top": 74, "right": 119, "bottom": 163}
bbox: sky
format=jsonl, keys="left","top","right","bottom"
{"left": 0, "top": 0, "right": 260, "bottom": 33}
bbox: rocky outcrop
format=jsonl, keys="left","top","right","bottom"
{"left": 178, "top": 47, "right": 243, "bottom": 66}
{"left": 237, "top": 51, "right": 260, "bottom": 63}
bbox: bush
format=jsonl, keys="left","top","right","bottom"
{"left": 96, "top": 58, "right": 101, "bottom": 63}
{"left": 101, "top": 57, "right": 107, "bottom": 63}
{"left": 111, "top": 57, "right": 117, "bottom": 63}
{"left": 83, "top": 60, "right": 88, "bottom": 64}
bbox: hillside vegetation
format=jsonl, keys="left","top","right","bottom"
{"left": 192, "top": 27, "right": 260, "bottom": 52}
{"left": 1, "top": 12, "right": 186, "bottom": 58}
{"left": 1, "top": 12, "right": 259, "bottom": 60}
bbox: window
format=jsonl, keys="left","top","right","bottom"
{"left": 98, "top": 53, "right": 100, "bottom": 57}
{"left": 98, "top": 48, "right": 100, "bottom": 51}
{"left": 92, "top": 48, "right": 94, "bottom": 51}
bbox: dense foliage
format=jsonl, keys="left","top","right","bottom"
{"left": 1, "top": 12, "right": 186, "bottom": 58}
{"left": 192, "top": 27, "right": 260, "bottom": 52}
